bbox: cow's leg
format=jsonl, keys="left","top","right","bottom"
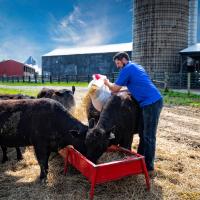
{"left": 16, "top": 147, "right": 23, "bottom": 161}
{"left": 1, "top": 146, "right": 8, "bottom": 163}
{"left": 44, "top": 151, "right": 51, "bottom": 174}
{"left": 34, "top": 144, "right": 50, "bottom": 182}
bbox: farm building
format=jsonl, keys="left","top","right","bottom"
{"left": 133, "top": 0, "right": 190, "bottom": 74}
{"left": 132, "top": 0, "right": 199, "bottom": 88}
{"left": 180, "top": 43, "right": 200, "bottom": 88}
{"left": 0, "top": 60, "right": 35, "bottom": 77}
{"left": 42, "top": 43, "right": 132, "bottom": 76}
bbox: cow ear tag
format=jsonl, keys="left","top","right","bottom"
{"left": 109, "top": 132, "right": 115, "bottom": 139}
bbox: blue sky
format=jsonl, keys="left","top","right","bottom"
{"left": 0, "top": 0, "right": 199, "bottom": 66}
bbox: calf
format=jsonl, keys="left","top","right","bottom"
{"left": 0, "top": 98, "right": 87, "bottom": 181}
{"left": 85, "top": 93, "right": 141, "bottom": 163}
{"left": 37, "top": 86, "right": 75, "bottom": 111}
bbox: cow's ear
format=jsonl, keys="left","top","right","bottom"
{"left": 88, "top": 118, "right": 95, "bottom": 129}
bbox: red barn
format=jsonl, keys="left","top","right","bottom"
{"left": 0, "top": 60, "right": 35, "bottom": 76}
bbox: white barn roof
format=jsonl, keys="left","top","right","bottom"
{"left": 180, "top": 43, "right": 200, "bottom": 54}
{"left": 43, "top": 42, "right": 132, "bottom": 57}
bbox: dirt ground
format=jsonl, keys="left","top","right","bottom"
{"left": 0, "top": 90, "right": 200, "bottom": 200}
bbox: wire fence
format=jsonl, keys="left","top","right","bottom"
{"left": 0, "top": 74, "right": 116, "bottom": 84}
{"left": 0, "top": 72, "right": 200, "bottom": 89}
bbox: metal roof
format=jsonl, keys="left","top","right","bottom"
{"left": 0, "top": 59, "right": 35, "bottom": 69}
{"left": 180, "top": 43, "right": 200, "bottom": 54}
{"left": 43, "top": 42, "right": 132, "bottom": 57}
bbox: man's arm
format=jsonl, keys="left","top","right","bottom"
{"left": 104, "top": 79, "right": 122, "bottom": 92}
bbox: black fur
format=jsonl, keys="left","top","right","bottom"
{"left": 85, "top": 93, "right": 141, "bottom": 163}
{"left": 0, "top": 98, "right": 87, "bottom": 181}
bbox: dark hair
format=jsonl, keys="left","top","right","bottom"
{"left": 113, "top": 52, "right": 130, "bottom": 61}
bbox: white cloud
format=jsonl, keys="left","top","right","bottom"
{"left": 0, "top": 36, "right": 42, "bottom": 65}
{"left": 0, "top": 14, "right": 43, "bottom": 65}
{"left": 50, "top": 5, "right": 113, "bottom": 47}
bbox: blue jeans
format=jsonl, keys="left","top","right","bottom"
{"left": 137, "top": 98, "right": 163, "bottom": 171}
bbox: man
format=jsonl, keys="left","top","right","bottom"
{"left": 104, "top": 52, "right": 163, "bottom": 176}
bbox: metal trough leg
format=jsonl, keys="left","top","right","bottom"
{"left": 90, "top": 170, "right": 97, "bottom": 200}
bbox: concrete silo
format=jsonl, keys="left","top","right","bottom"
{"left": 132, "top": 0, "right": 189, "bottom": 78}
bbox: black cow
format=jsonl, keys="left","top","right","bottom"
{"left": 0, "top": 87, "right": 75, "bottom": 163}
{"left": 0, "top": 98, "right": 87, "bottom": 181}
{"left": 0, "top": 94, "right": 35, "bottom": 163}
{"left": 0, "top": 94, "right": 35, "bottom": 100}
{"left": 37, "top": 86, "right": 75, "bottom": 111}
{"left": 85, "top": 93, "right": 141, "bottom": 163}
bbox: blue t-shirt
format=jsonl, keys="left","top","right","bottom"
{"left": 115, "top": 61, "right": 162, "bottom": 107}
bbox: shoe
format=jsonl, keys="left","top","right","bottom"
{"left": 148, "top": 170, "right": 157, "bottom": 178}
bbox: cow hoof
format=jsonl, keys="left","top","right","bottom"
{"left": 41, "top": 178, "right": 48, "bottom": 184}
{"left": 39, "top": 176, "right": 48, "bottom": 184}
{"left": 36, "top": 178, "right": 47, "bottom": 185}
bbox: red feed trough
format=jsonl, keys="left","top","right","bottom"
{"left": 63, "top": 145, "right": 150, "bottom": 200}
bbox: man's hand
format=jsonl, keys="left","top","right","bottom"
{"left": 104, "top": 79, "right": 122, "bottom": 92}
{"left": 104, "top": 78, "right": 110, "bottom": 86}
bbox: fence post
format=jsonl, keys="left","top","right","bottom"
{"left": 50, "top": 75, "right": 52, "bottom": 83}
{"left": 7, "top": 76, "right": 9, "bottom": 82}
{"left": 87, "top": 75, "right": 90, "bottom": 83}
{"left": 164, "top": 72, "right": 169, "bottom": 92}
{"left": 2, "top": 76, "right": 4, "bottom": 83}
{"left": 65, "top": 75, "right": 68, "bottom": 83}
{"left": 42, "top": 75, "right": 44, "bottom": 83}
{"left": 179, "top": 72, "right": 182, "bottom": 89}
{"left": 187, "top": 72, "right": 191, "bottom": 95}
{"left": 22, "top": 76, "right": 25, "bottom": 82}
{"left": 17, "top": 76, "right": 19, "bottom": 82}
{"left": 34, "top": 74, "right": 37, "bottom": 83}
{"left": 28, "top": 76, "right": 31, "bottom": 83}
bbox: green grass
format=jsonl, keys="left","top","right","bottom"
{"left": 0, "top": 81, "right": 88, "bottom": 87}
{"left": 0, "top": 88, "right": 39, "bottom": 97}
{"left": 161, "top": 90, "right": 200, "bottom": 107}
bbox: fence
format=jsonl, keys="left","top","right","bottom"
{"left": 0, "top": 74, "right": 116, "bottom": 84}
{"left": 150, "top": 72, "right": 200, "bottom": 89}
{"left": 0, "top": 72, "right": 200, "bottom": 89}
